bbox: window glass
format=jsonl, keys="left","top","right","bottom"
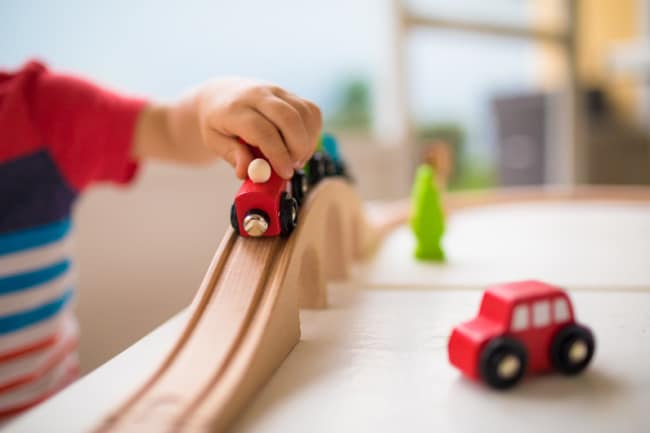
{"left": 554, "top": 298, "right": 570, "bottom": 322}
{"left": 533, "top": 300, "right": 551, "bottom": 327}
{"left": 511, "top": 304, "right": 528, "bottom": 331}
{"left": 407, "top": 30, "right": 538, "bottom": 190}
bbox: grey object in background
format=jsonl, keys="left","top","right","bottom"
{"left": 492, "top": 94, "right": 547, "bottom": 186}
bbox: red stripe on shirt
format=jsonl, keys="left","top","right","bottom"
{"left": 0, "top": 337, "right": 78, "bottom": 393}
{"left": 0, "top": 361, "right": 78, "bottom": 419}
{"left": 0, "top": 334, "right": 58, "bottom": 363}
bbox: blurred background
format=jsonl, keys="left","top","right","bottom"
{"left": 1, "top": 0, "right": 649, "bottom": 373}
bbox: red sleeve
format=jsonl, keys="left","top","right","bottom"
{"left": 1, "top": 61, "right": 147, "bottom": 191}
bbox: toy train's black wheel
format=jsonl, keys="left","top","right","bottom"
{"left": 279, "top": 193, "right": 298, "bottom": 236}
{"left": 550, "top": 325, "right": 595, "bottom": 375}
{"left": 479, "top": 337, "right": 527, "bottom": 390}
{"left": 334, "top": 160, "right": 345, "bottom": 176}
{"left": 336, "top": 160, "right": 353, "bottom": 182}
{"left": 323, "top": 154, "right": 337, "bottom": 177}
{"left": 291, "top": 169, "right": 307, "bottom": 205}
{"left": 230, "top": 204, "right": 240, "bottom": 235}
{"left": 307, "top": 153, "right": 326, "bottom": 186}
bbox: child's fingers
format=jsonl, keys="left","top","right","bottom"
{"left": 230, "top": 108, "right": 294, "bottom": 179}
{"left": 203, "top": 128, "right": 252, "bottom": 178}
{"left": 271, "top": 89, "right": 322, "bottom": 160}
{"left": 228, "top": 138, "right": 254, "bottom": 179}
{"left": 255, "top": 97, "right": 310, "bottom": 165}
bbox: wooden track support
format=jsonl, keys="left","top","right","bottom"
{"left": 92, "top": 179, "right": 397, "bottom": 433}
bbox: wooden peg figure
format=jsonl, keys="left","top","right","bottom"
{"left": 409, "top": 164, "right": 446, "bottom": 261}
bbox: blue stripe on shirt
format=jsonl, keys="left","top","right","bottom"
{"left": 0, "top": 289, "right": 73, "bottom": 335}
{"left": 0, "top": 219, "right": 71, "bottom": 257}
{"left": 0, "top": 259, "right": 70, "bottom": 295}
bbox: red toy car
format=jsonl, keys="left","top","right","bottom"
{"left": 448, "top": 280, "right": 595, "bottom": 389}
{"left": 230, "top": 148, "right": 306, "bottom": 238}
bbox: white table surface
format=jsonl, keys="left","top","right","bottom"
{"left": 5, "top": 202, "right": 650, "bottom": 433}
{"left": 358, "top": 202, "right": 650, "bottom": 290}
{"left": 230, "top": 287, "right": 650, "bottom": 433}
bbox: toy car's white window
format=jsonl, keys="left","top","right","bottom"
{"left": 554, "top": 298, "right": 570, "bottom": 322}
{"left": 511, "top": 304, "right": 528, "bottom": 331}
{"left": 533, "top": 300, "right": 551, "bottom": 327}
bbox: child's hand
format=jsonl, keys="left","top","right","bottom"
{"left": 196, "top": 78, "right": 321, "bottom": 179}
{"left": 134, "top": 78, "right": 322, "bottom": 180}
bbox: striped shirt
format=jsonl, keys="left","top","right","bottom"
{"left": 0, "top": 61, "right": 145, "bottom": 417}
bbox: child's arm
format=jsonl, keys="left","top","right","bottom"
{"left": 132, "top": 78, "right": 322, "bottom": 180}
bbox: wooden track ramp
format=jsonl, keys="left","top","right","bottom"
{"left": 92, "top": 179, "right": 400, "bottom": 433}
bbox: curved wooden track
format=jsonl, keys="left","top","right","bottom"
{"left": 92, "top": 179, "right": 399, "bottom": 433}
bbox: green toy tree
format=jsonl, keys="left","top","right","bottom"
{"left": 409, "top": 165, "right": 446, "bottom": 261}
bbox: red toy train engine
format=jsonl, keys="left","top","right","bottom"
{"left": 448, "top": 280, "right": 595, "bottom": 389}
{"left": 230, "top": 154, "right": 306, "bottom": 238}
{"left": 230, "top": 141, "right": 343, "bottom": 238}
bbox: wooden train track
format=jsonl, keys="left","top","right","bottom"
{"left": 92, "top": 179, "right": 400, "bottom": 433}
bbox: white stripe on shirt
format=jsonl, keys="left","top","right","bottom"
{"left": 0, "top": 271, "right": 74, "bottom": 316}
{"left": 0, "top": 236, "right": 72, "bottom": 278}
{"left": 0, "top": 311, "right": 73, "bottom": 356}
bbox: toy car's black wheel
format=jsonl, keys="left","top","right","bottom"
{"left": 279, "top": 193, "right": 298, "bottom": 236}
{"left": 550, "top": 324, "right": 595, "bottom": 375}
{"left": 230, "top": 204, "right": 240, "bottom": 235}
{"left": 291, "top": 169, "right": 308, "bottom": 205}
{"left": 479, "top": 337, "right": 528, "bottom": 390}
{"left": 307, "top": 153, "right": 327, "bottom": 186}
